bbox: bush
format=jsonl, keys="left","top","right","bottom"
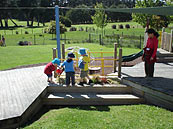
{"left": 79, "top": 27, "right": 84, "bottom": 31}
{"left": 25, "top": 31, "right": 29, "bottom": 34}
{"left": 119, "top": 24, "right": 124, "bottom": 29}
{"left": 69, "top": 27, "right": 77, "bottom": 31}
{"left": 44, "top": 21, "right": 67, "bottom": 34}
{"left": 112, "top": 25, "right": 116, "bottom": 29}
{"left": 60, "top": 16, "right": 72, "bottom": 27}
{"left": 125, "top": 24, "right": 130, "bottom": 29}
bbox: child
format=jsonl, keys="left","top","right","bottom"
{"left": 61, "top": 52, "right": 75, "bottom": 87}
{"left": 78, "top": 48, "right": 93, "bottom": 86}
{"left": 44, "top": 58, "right": 60, "bottom": 83}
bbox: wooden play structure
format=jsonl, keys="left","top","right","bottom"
{"left": 161, "top": 28, "right": 173, "bottom": 52}
{"left": 52, "top": 43, "right": 122, "bottom": 78}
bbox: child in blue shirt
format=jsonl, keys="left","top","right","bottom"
{"left": 61, "top": 52, "right": 75, "bottom": 86}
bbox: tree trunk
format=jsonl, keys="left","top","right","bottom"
{"left": 9, "top": 18, "right": 18, "bottom": 27}
{"left": 0, "top": 19, "right": 3, "bottom": 28}
{"left": 31, "top": 17, "right": 34, "bottom": 27}
{"left": 4, "top": 19, "right": 8, "bottom": 28}
{"left": 43, "top": 22, "right": 45, "bottom": 26}
{"left": 27, "top": 20, "right": 30, "bottom": 26}
{"left": 37, "top": 15, "right": 40, "bottom": 26}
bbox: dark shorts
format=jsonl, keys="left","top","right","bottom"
{"left": 80, "top": 70, "right": 88, "bottom": 78}
{"left": 46, "top": 74, "right": 52, "bottom": 77}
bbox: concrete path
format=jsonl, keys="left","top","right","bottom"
{"left": 122, "top": 62, "right": 173, "bottom": 96}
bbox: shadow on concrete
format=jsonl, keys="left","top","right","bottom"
{"left": 123, "top": 77, "right": 173, "bottom": 96}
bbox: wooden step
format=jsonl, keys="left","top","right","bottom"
{"left": 47, "top": 85, "right": 132, "bottom": 94}
{"left": 43, "top": 93, "right": 145, "bottom": 105}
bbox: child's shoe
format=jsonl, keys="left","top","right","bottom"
{"left": 78, "top": 82, "right": 84, "bottom": 86}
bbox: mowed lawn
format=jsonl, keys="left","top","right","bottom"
{"left": 23, "top": 105, "right": 173, "bottom": 129}
{"left": 0, "top": 44, "right": 141, "bottom": 70}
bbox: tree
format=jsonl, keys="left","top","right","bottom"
{"left": 166, "top": 0, "right": 173, "bottom": 22}
{"left": 107, "top": 4, "right": 132, "bottom": 22}
{"left": 132, "top": 0, "right": 171, "bottom": 30}
{"left": 66, "top": 5, "right": 92, "bottom": 24}
{"left": 0, "top": 0, "right": 18, "bottom": 28}
{"left": 92, "top": 3, "right": 107, "bottom": 43}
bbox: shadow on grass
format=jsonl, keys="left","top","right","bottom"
{"left": 69, "top": 105, "right": 110, "bottom": 112}
{"left": 21, "top": 105, "right": 110, "bottom": 128}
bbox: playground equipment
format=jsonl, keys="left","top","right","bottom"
{"left": 122, "top": 50, "right": 143, "bottom": 62}
{"left": 52, "top": 43, "right": 122, "bottom": 77}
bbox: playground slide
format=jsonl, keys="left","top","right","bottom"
{"left": 122, "top": 50, "right": 143, "bottom": 62}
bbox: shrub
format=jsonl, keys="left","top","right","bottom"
{"left": 44, "top": 21, "right": 67, "bottom": 34}
{"left": 25, "top": 31, "right": 29, "bottom": 34}
{"left": 112, "top": 24, "right": 116, "bottom": 29}
{"left": 125, "top": 24, "right": 130, "bottom": 29}
{"left": 79, "top": 27, "right": 84, "bottom": 31}
{"left": 119, "top": 24, "right": 123, "bottom": 29}
{"left": 60, "top": 16, "right": 72, "bottom": 27}
{"left": 69, "top": 27, "right": 77, "bottom": 31}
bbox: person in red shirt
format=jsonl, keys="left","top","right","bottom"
{"left": 44, "top": 58, "right": 60, "bottom": 83}
{"left": 142, "top": 28, "right": 159, "bottom": 77}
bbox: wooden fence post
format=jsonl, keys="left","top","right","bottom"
{"left": 161, "top": 27, "right": 165, "bottom": 49}
{"left": 64, "top": 33, "right": 66, "bottom": 44}
{"left": 140, "top": 35, "right": 142, "bottom": 49}
{"left": 170, "top": 30, "right": 173, "bottom": 52}
{"left": 101, "top": 58, "right": 104, "bottom": 76}
{"left": 34, "top": 35, "right": 36, "bottom": 45}
{"left": 117, "top": 35, "right": 120, "bottom": 47}
{"left": 114, "top": 43, "right": 117, "bottom": 72}
{"left": 89, "top": 33, "right": 91, "bottom": 43}
{"left": 52, "top": 48, "right": 57, "bottom": 59}
{"left": 62, "top": 43, "right": 65, "bottom": 60}
{"left": 99, "top": 34, "right": 102, "bottom": 45}
{"left": 118, "top": 48, "right": 122, "bottom": 78}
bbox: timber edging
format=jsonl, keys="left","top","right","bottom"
{"left": 121, "top": 77, "right": 173, "bottom": 111}
{"left": 0, "top": 85, "right": 132, "bottom": 129}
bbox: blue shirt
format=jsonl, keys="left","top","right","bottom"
{"left": 61, "top": 60, "right": 75, "bottom": 72}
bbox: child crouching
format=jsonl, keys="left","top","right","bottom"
{"left": 61, "top": 52, "right": 75, "bottom": 87}
{"left": 44, "top": 58, "right": 60, "bottom": 84}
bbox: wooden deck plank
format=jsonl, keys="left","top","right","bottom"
{"left": 7, "top": 70, "right": 22, "bottom": 118}
{"left": 0, "top": 71, "right": 8, "bottom": 120}
{"left": 0, "top": 66, "right": 47, "bottom": 120}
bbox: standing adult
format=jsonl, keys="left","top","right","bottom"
{"left": 142, "top": 28, "right": 159, "bottom": 77}
{"left": 2, "top": 35, "right": 6, "bottom": 47}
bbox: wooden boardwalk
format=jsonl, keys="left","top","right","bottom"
{"left": 0, "top": 66, "right": 47, "bottom": 121}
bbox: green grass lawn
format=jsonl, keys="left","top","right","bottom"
{"left": 0, "top": 44, "right": 141, "bottom": 70}
{"left": 23, "top": 105, "right": 173, "bottom": 129}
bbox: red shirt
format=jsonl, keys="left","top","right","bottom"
{"left": 146, "top": 36, "right": 158, "bottom": 58}
{"left": 44, "top": 62, "right": 56, "bottom": 75}
{"left": 144, "top": 36, "right": 158, "bottom": 63}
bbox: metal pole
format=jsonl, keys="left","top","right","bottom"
{"left": 55, "top": 5, "right": 61, "bottom": 59}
